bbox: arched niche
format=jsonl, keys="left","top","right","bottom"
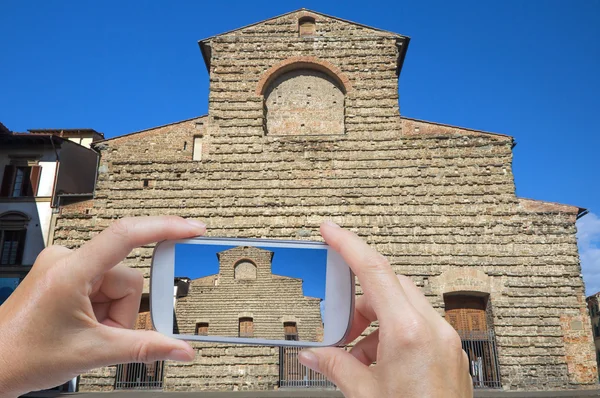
{"left": 263, "top": 68, "right": 345, "bottom": 136}
{"left": 234, "top": 260, "right": 257, "bottom": 280}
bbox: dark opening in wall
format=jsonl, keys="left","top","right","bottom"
{"left": 195, "top": 322, "right": 209, "bottom": 336}
{"left": 284, "top": 322, "right": 298, "bottom": 341}
{"left": 299, "top": 17, "right": 316, "bottom": 36}
{"left": 239, "top": 317, "right": 254, "bottom": 337}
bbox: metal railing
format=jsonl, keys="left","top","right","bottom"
{"left": 279, "top": 346, "right": 335, "bottom": 389}
{"left": 457, "top": 330, "right": 501, "bottom": 389}
{"left": 114, "top": 361, "right": 165, "bottom": 390}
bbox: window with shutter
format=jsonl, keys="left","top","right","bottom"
{"left": 239, "top": 317, "right": 253, "bottom": 337}
{"left": 0, "top": 165, "right": 41, "bottom": 197}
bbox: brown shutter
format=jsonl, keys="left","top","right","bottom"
{"left": 28, "top": 166, "right": 41, "bottom": 196}
{"left": 0, "top": 166, "right": 14, "bottom": 197}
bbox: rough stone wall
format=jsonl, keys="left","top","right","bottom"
{"left": 52, "top": 9, "right": 597, "bottom": 392}
{"left": 163, "top": 345, "right": 280, "bottom": 391}
{"left": 264, "top": 69, "right": 345, "bottom": 136}
{"left": 76, "top": 366, "right": 116, "bottom": 392}
{"left": 175, "top": 246, "right": 322, "bottom": 341}
{"left": 585, "top": 294, "right": 600, "bottom": 381}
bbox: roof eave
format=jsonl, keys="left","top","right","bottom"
{"left": 198, "top": 40, "right": 212, "bottom": 73}
{"left": 577, "top": 208, "right": 589, "bottom": 220}
{"left": 396, "top": 36, "right": 411, "bottom": 77}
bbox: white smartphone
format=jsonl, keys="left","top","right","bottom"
{"left": 150, "top": 237, "right": 355, "bottom": 347}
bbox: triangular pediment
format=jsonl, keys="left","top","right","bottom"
{"left": 198, "top": 8, "right": 405, "bottom": 43}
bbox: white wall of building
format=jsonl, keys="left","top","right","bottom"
{"left": 66, "top": 136, "right": 94, "bottom": 149}
{"left": 37, "top": 161, "right": 57, "bottom": 197}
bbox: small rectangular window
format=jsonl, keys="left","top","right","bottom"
{"left": 239, "top": 317, "right": 253, "bottom": 337}
{"left": 143, "top": 179, "right": 150, "bottom": 188}
{"left": 0, "top": 229, "right": 26, "bottom": 265}
{"left": 284, "top": 322, "right": 298, "bottom": 341}
{"left": 193, "top": 137, "right": 203, "bottom": 161}
{"left": 195, "top": 322, "right": 209, "bottom": 336}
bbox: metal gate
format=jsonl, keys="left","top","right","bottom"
{"left": 114, "top": 361, "right": 165, "bottom": 390}
{"left": 459, "top": 330, "right": 501, "bottom": 389}
{"left": 279, "top": 347, "right": 335, "bottom": 388}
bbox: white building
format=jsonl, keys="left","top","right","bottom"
{"left": 0, "top": 124, "right": 101, "bottom": 304}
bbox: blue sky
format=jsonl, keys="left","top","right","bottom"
{"left": 1, "top": 1, "right": 598, "bottom": 293}
{"left": 175, "top": 244, "right": 327, "bottom": 300}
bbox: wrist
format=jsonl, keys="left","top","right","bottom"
{"left": 0, "top": 313, "right": 28, "bottom": 397}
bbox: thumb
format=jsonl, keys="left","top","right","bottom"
{"left": 95, "top": 327, "right": 195, "bottom": 365}
{"left": 299, "top": 347, "right": 369, "bottom": 394}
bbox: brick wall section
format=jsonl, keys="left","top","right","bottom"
{"left": 59, "top": 199, "right": 94, "bottom": 215}
{"left": 53, "top": 10, "right": 596, "bottom": 391}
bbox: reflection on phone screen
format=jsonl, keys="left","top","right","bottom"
{"left": 173, "top": 243, "right": 326, "bottom": 342}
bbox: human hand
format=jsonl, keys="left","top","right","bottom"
{"left": 299, "top": 222, "right": 473, "bottom": 398}
{"left": 0, "top": 216, "right": 206, "bottom": 397}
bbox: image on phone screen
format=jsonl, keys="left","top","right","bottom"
{"left": 173, "top": 243, "right": 327, "bottom": 342}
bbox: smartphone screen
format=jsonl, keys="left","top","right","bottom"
{"left": 151, "top": 237, "right": 354, "bottom": 346}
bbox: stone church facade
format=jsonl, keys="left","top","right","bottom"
{"left": 174, "top": 245, "right": 323, "bottom": 341}
{"left": 52, "top": 9, "right": 597, "bottom": 391}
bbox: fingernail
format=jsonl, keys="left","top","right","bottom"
{"left": 324, "top": 221, "right": 340, "bottom": 229}
{"left": 298, "top": 349, "right": 320, "bottom": 373}
{"left": 167, "top": 348, "right": 194, "bottom": 362}
{"left": 186, "top": 219, "right": 206, "bottom": 231}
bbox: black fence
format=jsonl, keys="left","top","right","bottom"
{"left": 458, "top": 330, "right": 502, "bottom": 389}
{"left": 279, "top": 346, "right": 335, "bottom": 389}
{"left": 114, "top": 361, "right": 165, "bottom": 390}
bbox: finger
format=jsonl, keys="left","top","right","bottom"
{"left": 71, "top": 216, "right": 206, "bottom": 281}
{"left": 92, "top": 326, "right": 195, "bottom": 365}
{"left": 90, "top": 265, "right": 144, "bottom": 329}
{"left": 320, "top": 222, "right": 412, "bottom": 322}
{"left": 31, "top": 245, "right": 72, "bottom": 272}
{"left": 349, "top": 329, "right": 380, "bottom": 366}
{"left": 344, "top": 295, "right": 377, "bottom": 344}
{"left": 299, "top": 347, "right": 372, "bottom": 395}
{"left": 396, "top": 275, "right": 445, "bottom": 326}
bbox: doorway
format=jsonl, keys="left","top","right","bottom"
{"left": 444, "top": 294, "right": 501, "bottom": 389}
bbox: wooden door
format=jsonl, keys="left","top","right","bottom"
{"left": 444, "top": 295, "right": 487, "bottom": 332}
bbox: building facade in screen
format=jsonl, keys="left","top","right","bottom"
{"left": 53, "top": 9, "right": 597, "bottom": 392}
{"left": 174, "top": 246, "right": 323, "bottom": 341}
